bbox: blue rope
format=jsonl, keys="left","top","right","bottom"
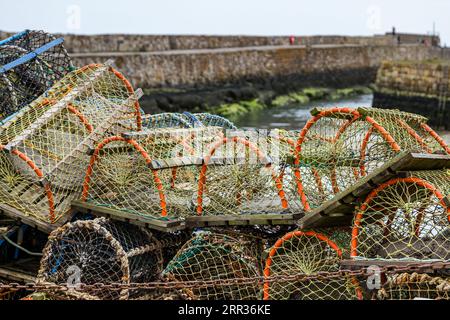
{"left": 0, "top": 110, "right": 19, "bottom": 125}
{"left": 50, "top": 241, "right": 67, "bottom": 275}
{"left": 0, "top": 227, "right": 19, "bottom": 247}
{"left": 0, "top": 37, "right": 64, "bottom": 74}
{"left": 13, "top": 225, "right": 28, "bottom": 260}
{"left": 182, "top": 112, "right": 203, "bottom": 127}
{"left": 0, "top": 30, "right": 29, "bottom": 47}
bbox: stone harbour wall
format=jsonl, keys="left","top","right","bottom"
{"left": 0, "top": 30, "right": 437, "bottom": 53}
{"left": 70, "top": 44, "right": 441, "bottom": 89}
{"left": 376, "top": 60, "right": 450, "bottom": 97}
{"left": 374, "top": 60, "right": 450, "bottom": 129}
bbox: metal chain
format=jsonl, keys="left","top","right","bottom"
{"left": 1, "top": 260, "right": 449, "bottom": 293}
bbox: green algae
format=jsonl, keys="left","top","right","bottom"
{"left": 209, "top": 86, "right": 373, "bottom": 120}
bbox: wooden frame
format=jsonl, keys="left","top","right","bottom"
{"left": 298, "top": 152, "right": 450, "bottom": 229}
{"left": 71, "top": 200, "right": 185, "bottom": 233}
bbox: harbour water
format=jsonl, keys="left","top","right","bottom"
{"left": 235, "top": 94, "right": 450, "bottom": 144}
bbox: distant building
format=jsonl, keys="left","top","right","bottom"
{"left": 384, "top": 31, "right": 440, "bottom": 47}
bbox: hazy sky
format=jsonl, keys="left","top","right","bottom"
{"left": 1, "top": 0, "right": 449, "bottom": 45}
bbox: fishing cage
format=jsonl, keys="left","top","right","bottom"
{"left": 81, "top": 126, "right": 303, "bottom": 221}
{"left": 162, "top": 231, "right": 261, "bottom": 300}
{"left": 377, "top": 272, "right": 450, "bottom": 300}
{"left": 142, "top": 113, "right": 193, "bottom": 129}
{"left": 0, "top": 30, "right": 73, "bottom": 122}
{"left": 351, "top": 170, "right": 450, "bottom": 261}
{"left": 0, "top": 61, "right": 142, "bottom": 225}
{"left": 37, "top": 217, "right": 164, "bottom": 300}
{"left": 263, "top": 228, "right": 362, "bottom": 300}
{"left": 81, "top": 126, "right": 223, "bottom": 220}
{"left": 141, "top": 112, "right": 237, "bottom": 130}
{"left": 294, "top": 107, "right": 450, "bottom": 211}
{"left": 194, "top": 132, "right": 299, "bottom": 217}
{"left": 185, "top": 112, "right": 237, "bottom": 129}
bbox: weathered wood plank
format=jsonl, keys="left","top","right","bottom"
{"left": 185, "top": 213, "right": 302, "bottom": 228}
{"left": 4, "top": 63, "right": 112, "bottom": 151}
{"left": 71, "top": 200, "right": 185, "bottom": 232}
{"left": 121, "top": 126, "right": 224, "bottom": 140}
{"left": 0, "top": 203, "right": 69, "bottom": 234}
{"left": 340, "top": 259, "right": 445, "bottom": 274}
{"left": 148, "top": 156, "right": 202, "bottom": 169}
{"left": 298, "top": 151, "right": 450, "bottom": 229}
{"left": 0, "top": 266, "right": 37, "bottom": 283}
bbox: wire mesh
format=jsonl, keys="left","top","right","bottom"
{"left": 162, "top": 231, "right": 261, "bottom": 300}
{"left": 37, "top": 217, "right": 164, "bottom": 300}
{"left": 141, "top": 112, "right": 237, "bottom": 130}
{"left": 142, "top": 113, "right": 192, "bottom": 129}
{"left": 378, "top": 272, "right": 450, "bottom": 300}
{"left": 263, "top": 228, "right": 362, "bottom": 300}
{"left": 294, "top": 107, "right": 450, "bottom": 211}
{"left": 81, "top": 127, "right": 302, "bottom": 219}
{"left": 0, "top": 62, "right": 141, "bottom": 224}
{"left": 190, "top": 113, "right": 237, "bottom": 129}
{"left": 351, "top": 170, "right": 450, "bottom": 261}
{"left": 0, "top": 30, "right": 73, "bottom": 122}
{"left": 81, "top": 127, "right": 222, "bottom": 219}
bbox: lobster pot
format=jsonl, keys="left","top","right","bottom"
{"left": 141, "top": 112, "right": 237, "bottom": 130}
{"left": 81, "top": 127, "right": 223, "bottom": 219}
{"left": 295, "top": 107, "right": 450, "bottom": 211}
{"left": 187, "top": 113, "right": 237, "bottom": 129}
{"left": 38, "top": 218, "right": 164, "bottom": 300}
{"left": 265, "top": 129, "right": 303, "bottom": 212}
{"left": 141, "top": 113, "right": 193, "bottom": 129}
{"left": 0, "top": 150, "right": 62, "bottom": 223}
{"left": 378, "top": 272, "right": 450, "bottom": 300}
{"left": 0, "top": 62, "right": 141, "bottom": 224}
{"left": 351, "top": 170, "right": 450, "bottom": 261}
{"left": 361, "top": 107, "right": 449, "bottom": 154}
{"left": 263, "top": 228, "right": 361, "bottom": 300}
{"left": 196, "top": 133, "right": 302, "bottom": 216}
{"left": 82, "top": 128, "right": 301, "bottom": 219}
{"left": 0, "top": 30, "right": 73, "bottom": 121}
{"left": 162, "top": 231, "right": 261, "bottom": 300}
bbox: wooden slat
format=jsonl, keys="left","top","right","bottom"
{"left": 121, "top": 126, "right": 224, "bottom": 140}
{"left": 0, "top": 266, "right": 37, "bottom": 283}
{"left": 340, "top": 259, "right": 446, "bottom": 274}
{"left": 4, "top": 63, "right": 112, "bottom": 151}
{"left": 42, "top": 90, "right": 142, "bottom": 182}
{"left": 185, "top": 213, "right": 302, "bottom": 228}
{"left": 0, "top": 258, "right": 39, "bottom": 283}
{"left": 0, "top": 203, "right": 70, "bottom": 234}
{"left": 148, "top": 156, "right": 202, "bottom": 169}
{"left": 298, "top": 152, "right": 450, "bottom": 229}
{"left": 71, "top": 200, "right": 185, "bottom": 233}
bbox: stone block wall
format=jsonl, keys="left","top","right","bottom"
{"left": 0, "top": 30, "right": 435, "bottom": 53}
{"left": 374, "top": 59, "right": 450, "bottom": 129}
{"left": 71, "top": 44, "right": 441, "bottom": 89}
{"left": 376, "top": 60, "right": 450, "bottom": 97}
